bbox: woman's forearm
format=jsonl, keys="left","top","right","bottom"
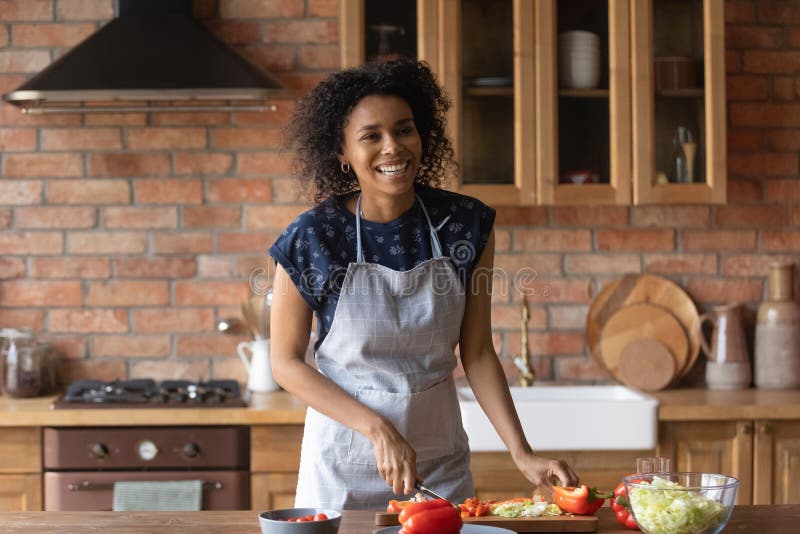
{"left": 462, "top": 351, "right": 532, "bottom": 460}
{"left": 272, "top": 357, "right": 391, "bottom": 440}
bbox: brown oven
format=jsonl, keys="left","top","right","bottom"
{"left": 45, "top": 380, "right": 251, "bottom": 511}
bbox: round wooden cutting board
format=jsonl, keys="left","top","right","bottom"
{"left": 618, "top": 338, "right": 677, "bottom": 391}
{"left": 586, "top": 274, "right": 700, "bottom": 379}
{"left": 599, "top": 303, "right": 689, "bottom": 384}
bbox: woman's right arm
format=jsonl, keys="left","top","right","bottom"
{"left": 269, "top": 264, "right": 418, "bottom": 495}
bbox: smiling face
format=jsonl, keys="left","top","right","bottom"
{"left": 338, "top": 94, "right": 422, "bottom": 204}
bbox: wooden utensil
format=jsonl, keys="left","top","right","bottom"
{"left": 599, "top": 303, "right": 688, "bottom": 384}
{"left": 586, "top": 274, "right": 700, "bottom": 379}
{"left": 618, "top": 338, "right": 677, "bottom": 391}
{"left": 375, "top": 511, "right": 598, "bottom": 532}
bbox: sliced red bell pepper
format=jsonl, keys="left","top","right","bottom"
{"left": 387, "top": 499, "right": 418, "bottom": 513}
{"left": 397, "top": 498, "right": 453, "bottom": 523}
{"left": 611, "top": 481, "right": 639, "bottom": 529}
{"left": 401, "top": 502, "right": 462, "bottom": 534}
{"left": 552, "top": 485, "right": 613, "bottom": 515}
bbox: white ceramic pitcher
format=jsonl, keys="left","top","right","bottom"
{"left": 237, "top": 339, "right": 279, "bottom": 392}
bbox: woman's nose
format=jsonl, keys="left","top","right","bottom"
{"left": 381, "top": 135, "right": 401, "bottom": 154}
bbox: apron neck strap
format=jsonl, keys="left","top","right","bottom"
{"left": 355, "top": 193, "right": 444, "bottom": 263}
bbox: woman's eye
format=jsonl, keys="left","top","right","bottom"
{"left": 360, "top": 133, "right": 378, "bottom": 141}
{"left": 399, "top": 127, "right": 414, "bottom": 135}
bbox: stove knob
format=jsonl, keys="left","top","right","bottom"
{"left": 90, "top": 443, "right": 109, "bottom": 459}
{"left": 183, "top": 442, "right": 200, "bottom": 459}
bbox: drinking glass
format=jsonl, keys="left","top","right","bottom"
{"left": 636, "top": 457, "right": 671, "bottom": 474}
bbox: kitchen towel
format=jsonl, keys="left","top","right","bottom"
{"left": 112, "top": 480, "right": 203, "bottom": 511}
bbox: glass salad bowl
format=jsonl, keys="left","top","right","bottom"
{"left": 623, "top": 473, "right": 738, "bottom": 534}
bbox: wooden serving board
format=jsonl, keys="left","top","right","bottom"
{"left": 586, "top": 274, "right": 700, "bottom": 380}
{"left": 375, "top": 512, "right": 598, "bottom": 532}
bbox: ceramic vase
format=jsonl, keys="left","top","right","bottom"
{"left": 754, "top": 262, "right": 800, "bottom": 389}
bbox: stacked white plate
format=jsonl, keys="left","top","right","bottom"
{"left": 558, "top": 30, "right": 601, "bottom": 89}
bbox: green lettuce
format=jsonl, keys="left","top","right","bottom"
{"left": 628, "top": 476, "right": 730, "bottom": 534}
{"left": 490, "top": 499, "right": 562, "bottom": 518}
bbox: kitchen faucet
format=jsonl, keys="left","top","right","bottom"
{"left": 513, "top": 296, "right": 535, "bottom": 387}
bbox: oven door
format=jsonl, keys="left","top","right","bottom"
{"left": 44, "top": 471, "right": 250, "bottom": 511}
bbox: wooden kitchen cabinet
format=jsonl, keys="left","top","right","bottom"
{"left": 0, "top": 475, "right": 41, "bottom": 511}
{"left": 250, "top": 425, "right": 302, "bottom": 510}
{"left": 658, "top": 421, "right": 754, "bottom": 505}
{"left": 341, "top": 0, "right": 726, "bottom": 206}
{"left": 0, "top": 428, "right": 41, "bottom": 511}
{"left": 753, "top": 420, "right": 800, "bottom": 505}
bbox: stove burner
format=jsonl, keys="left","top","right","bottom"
{"left": 54, "top": 379, "right": 244, "bottom": 408}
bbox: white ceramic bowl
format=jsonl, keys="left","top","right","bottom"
{"left": 623, "top": 473, "right": 738, "bottom": 534}
{"left": 258, "top": 508, "right": 342, "bottom": 534}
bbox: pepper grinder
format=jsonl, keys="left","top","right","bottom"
{"left": 755, "top": 262, "right": 800, "bottom": 389}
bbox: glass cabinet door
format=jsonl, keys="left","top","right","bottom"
{"left": 536, "top": 0, "right": 631, "bottom": 205}
{"left": 340, "top": 0, "right": 419, "bottom": 67}
{"left": 631, "top": 0, "right": 726, "bottom": 204}
{"left": 433, "top": 0, "right": 534, "bottom": 204}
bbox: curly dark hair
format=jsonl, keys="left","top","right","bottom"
{"left": 284, "top": 58, "right": 455, "bottom": 203}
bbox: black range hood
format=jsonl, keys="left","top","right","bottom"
{"left": 3, "top": 0, "right": 290, "bottom": 113}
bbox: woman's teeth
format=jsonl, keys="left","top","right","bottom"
{"left": 377, "top": 162, "right": 408, "bottom": 176}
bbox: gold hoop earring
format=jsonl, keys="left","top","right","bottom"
{"left": 340, "top": 162, "right": 350, "bottom": 174}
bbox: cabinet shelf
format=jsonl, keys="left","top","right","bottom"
{"left": 559, "top": 89, "right": 610, "bottom": 99}
{"left": 464, "top": 87, "right": 514, "bottom": 97}
{"left": 656, "top": 88, "right": 704, "bottom": 98}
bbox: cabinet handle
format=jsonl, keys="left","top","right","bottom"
{"left": 67, "top": 480, "right": 223, "bottom": 491}
{"left": 758, "top": 423, "right": 771, "bottom": 435}
{"left": 741, "top": 425, "right": 752, "bottom": 435}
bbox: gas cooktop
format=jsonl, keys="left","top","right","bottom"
{"left": 51, "top": 379, "right": 246, "bottom": 409}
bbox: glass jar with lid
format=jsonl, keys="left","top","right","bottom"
{"left": 1, "top": 328, "right": 44, "bottom": 398}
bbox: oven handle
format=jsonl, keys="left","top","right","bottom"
{"left": 67, "top": 480, "right": 224, "bottom": 491}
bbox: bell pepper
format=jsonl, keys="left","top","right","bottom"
{"left": 398, "top": 498, "right": 462, "bottom": 534}
{"left": 611, "top": 481, "right": 639, "bottom": 529}
{"left": 387, "top": 499, "right": 417, "bottom": 513}
{"left": 552, "top": 485, "right": 612, "bottom": 515}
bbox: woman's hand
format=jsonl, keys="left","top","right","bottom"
{"left": 369, "top": 419, "right": 418, "bottom": 495}
{"left": 513, "top": 451, "right": 579, "bottom": 492}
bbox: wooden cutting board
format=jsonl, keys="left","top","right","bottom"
{"left": 618, "top": 338, "right": 677, "bottom": 391}
{"left": 599, "top": 303, "right": 688, "bottom": 385}
{"left": 586, "top": 274, "right": 700, "bottom": 379}
{"left": 375, "top": 512, "right": 598, "bottom": 532}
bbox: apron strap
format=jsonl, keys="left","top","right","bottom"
{"left": 354, "top": 194, "right": 445, "bottom": 263}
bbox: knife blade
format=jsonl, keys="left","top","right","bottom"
{"left": 414, "top": 481, "right": 452, "bottom": 504}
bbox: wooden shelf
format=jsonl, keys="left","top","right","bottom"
{"left": 463, "top": 86, "right": 514, "bottom": 97}
{"left": 656, "top": 88, "right": 704, "bottom": 98}
{"left": 558, "top": 88, "right": 610, "bottom": 98}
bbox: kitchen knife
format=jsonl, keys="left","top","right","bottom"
{"left": 414, "top": 481, "right": 454, "bottom": 505}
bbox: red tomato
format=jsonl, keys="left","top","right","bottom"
{"left": 314, "top": 513, "right": 328, "bottom": 521}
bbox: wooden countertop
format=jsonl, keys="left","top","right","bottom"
{"left": 0, "top": 391, "right": 308, "bottom": 427}
{"left": 1, "top": 506, "right": 798, "bottom": 533}
{"left": 2, "top": 387, "right": 800, "bottom": 427}
{"left": 654, "top": 388, "right": 800, "bottom": 421}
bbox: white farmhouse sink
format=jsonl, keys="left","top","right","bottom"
{"left": 457, "top": 385, "right": 658, "bottom": 451}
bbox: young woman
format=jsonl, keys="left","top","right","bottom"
{"left": 269, "top": 59, "right": 578, "bottom": 510}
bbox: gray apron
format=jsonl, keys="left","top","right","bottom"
{"left": 294, "top": 194, "right": 474, "bottom": 510}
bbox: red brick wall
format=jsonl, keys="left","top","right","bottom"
{"left": 0, "top": 0, "right": 797, "bottom": 387}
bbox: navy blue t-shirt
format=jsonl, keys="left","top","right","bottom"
{"left": 269, "top": 184, "right": 496, "bottom": 346}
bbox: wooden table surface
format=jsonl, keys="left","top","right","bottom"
{"left": 1, "top": 506, "right": 798, "bottom": 533}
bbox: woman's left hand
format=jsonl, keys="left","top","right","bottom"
{"left": 513, "top": 451, "right": 579, "bottom": 492}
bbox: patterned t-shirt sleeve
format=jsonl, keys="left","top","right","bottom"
{"left": 433, "top": 191, "right": 496, "bottom": 283}
{"left": 268, "top": 210, "right": 330, "bottom": 311}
